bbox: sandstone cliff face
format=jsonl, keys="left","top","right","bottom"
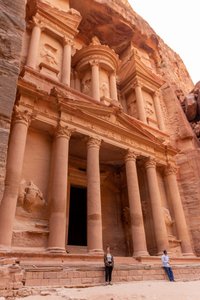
{"left": 0, "top": 0, "right": 25, "bottom": 200}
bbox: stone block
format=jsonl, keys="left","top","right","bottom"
{"left": 43, "top": 272, "right": 57, "bottom": 279}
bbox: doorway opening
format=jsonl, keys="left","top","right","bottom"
{"left": 68, "top": 185, "right": 87, "bottom": 246}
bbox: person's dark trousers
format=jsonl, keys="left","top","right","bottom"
{"left": 164, "top": 267, "right": 174, "bottom": 281}
{"left": 105, "top": 266, "right": 113, "bottom": 282}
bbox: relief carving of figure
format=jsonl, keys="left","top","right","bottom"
{"left": 81, "top": 77, "right": 91, "bottom": 95}
{"left": 40, "top": 43, "right": 58, "bottom": 67}
{"left": 100, "top": 82, "right": 109, "bottom": 98}
{"left": 162, "top": 207, "right": 174, "bottom": 226}
{"left": 18, "top": 180, "right": 46, "bottom": 213}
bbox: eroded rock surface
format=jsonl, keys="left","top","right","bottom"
{"left": 0, "top": 0, "right": 25, "bottom": 200}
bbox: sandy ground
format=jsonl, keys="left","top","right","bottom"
{"left": 16, "top": 280, "right": 200, "bottom": 300}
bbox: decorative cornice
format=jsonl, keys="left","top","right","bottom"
{"left": 87, "top": 137, "right": 101, "bottom": 148}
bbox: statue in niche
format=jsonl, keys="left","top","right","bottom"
{"left": 40, "top": 43, "right": 58, "bottom": 67}
{"left": 122, "top": 206, "right": 132, "bottom": 256}
{"left": 81, "top": 77, "right": 91, "bottom": 96}
{"left": 163, "top": 207, "right": 174, "bottom": 226}
{"left": 100, "top": 82, "right": 109, "bottom": 98}
{"left": 18, "top": 180, "right": 46, "bottom": 213}
{"left": 162, "top": 207, "right": 174, "bottom": 237}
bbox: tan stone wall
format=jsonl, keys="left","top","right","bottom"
{"left": 101, "top": 176, "right": 126, "bottom": 256}
{"left": 0, "top": 0, "right": 25, "bottom": 201}
{"left": 21, "top": 129, "right": 52, "bottom": 199}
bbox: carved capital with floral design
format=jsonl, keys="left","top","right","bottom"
{"left": 89, "top": 59, "right": 99, "bottom": 67}
{"left": 32, "top": 16, "right": 45, "bottom": 30}
{"left": 164, "top": 164, "right": 178, "bottom": 177}
{"left": 13, "top": 106, "right": 33, "bottom": 126}
{"left": 56, "top": 124, "right": 74, "bottom": 139}
{"left": 63, "top": 36, "right": 74, "bottom": 46}
{"left": 87, "top": 137, "right": 101, "bottom": 149}
{"left": 125, "top": 150, "right": 137, "bottom": 162}
{"left": 144, "top": 157, "right": 156, "bottom": 169}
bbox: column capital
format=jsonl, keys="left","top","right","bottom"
{"left": 125, "top": 150, "right": 137, "bottom": 162}
{"left": 32, "top": 16, "right": 45, "bottom": 30}
{"left": 56, "top": 124, "right": 74, "bottom": 139}
{"left": 89, "top": 59, "right": 99, "bottom": 67}
{"left": 13, "top": 106, "right": 34, "bottom": 126}
{"left": 164, "top": 164, "right": 178, "bottom": 176}
{"left": 144, "top": 157, "right": 156, "bottom": 169}
{"left": 87, "top": 137, "right": 101, "bottom": 148}
{"left": 154, "top": 90, "right": 160, "bottom": 98}
{"left": 63, "top": 36, "right": 73, "bottom": 46}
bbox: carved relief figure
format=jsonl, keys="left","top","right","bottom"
{"left": 100, "top": 82, "right": 110, "bottom": 98}
{"left": 18, "top": 180, "right": 46, "bottom": 213}
{"left": 81, "top": 72, "right": 92, "bottom": 96}
{"left": 162, "top": 207, "right": 174, "bottom": 237}
{"left": 40, "top": 43, "right": 58, "bottom": 67}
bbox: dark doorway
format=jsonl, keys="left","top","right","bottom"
{"left": 68, "top": 186, "right": 87, "bottom": 246}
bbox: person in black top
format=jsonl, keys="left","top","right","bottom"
{"left": 104, "top": 246, "right": 114, "bottom": 285}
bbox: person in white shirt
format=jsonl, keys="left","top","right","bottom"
{"left": 161, "top": 250, "right": 175, "bottom": 281}
{"left": 104, "top": 246, "right": 114, "bottom": 285}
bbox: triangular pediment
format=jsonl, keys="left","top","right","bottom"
{"left": 119, "top": 53, "right": 164, "bottom": 88}
{"left": 59, "top": 96, "right": 164, "bottom": 146}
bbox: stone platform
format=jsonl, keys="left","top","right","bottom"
{"left": 1, "top": 251, "right": 200, "bottom": 297}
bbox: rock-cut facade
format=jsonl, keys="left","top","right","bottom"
{"left": 0, "top": 0, "right": 200, "bottom": 259}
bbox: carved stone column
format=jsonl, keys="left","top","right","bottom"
{"left": 153, "top": 92, "right": 165, "bottom": 131}
{"left": 164, "top": 165, "right": 194, "bottom": 255}
{"left": 135, "top": 84, "right": 147, "bottom": 123}
{"left": 26, "top": 19, "right": 42, "bottom": 68}
{"left": 110, "top": 71, "right": 118, "bottom": 101}
{"left": 145, "top": 158, "right": 169, "bottom": 254}
{"left": 87, "top": 137, "right": 103, "bottom": 252}
{"left": 0, "top": 107, "right": 31, "bottom": 249}
{"left": 125, "top": 151, "right": 149, "bottom": 256}
{"left": 90, "top": 60, "right": 100, "bottom": 101}
{"left": 61, "top": 38, "right": 73, "bottom": 86}
{"left": 48, "top": 125, "right": 72, "bottom": 252}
